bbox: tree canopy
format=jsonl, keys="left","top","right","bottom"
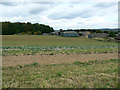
{"left": 2, "top": 21, "right": 54, "bottom": 35}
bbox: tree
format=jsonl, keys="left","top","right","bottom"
{"left": 59, "top": 29, "right": 63, "bottom": 32}
{"left": 103, "top": 31, "right": 108, "bottom": 33}
{"left": 109, "top": 31, "right": 116, "bottom": 37}
{"left": 2, "top": 21, "right": 54, "bottom": 35}
{"left": 16, "top": 30, "right": 20, "bottom": 34}
{"left": 96, "top": 30, "right": 102, "bottom": 33}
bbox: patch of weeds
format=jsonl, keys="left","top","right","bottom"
{"left": 24, "top": 64, "right": 29, "bottom": 67}
{"left": 32, "top": 51, "right": 38, "bottom": 54}
{"left": 30, "top": 62, "right": 39, "bottom": 66}
{"left": 56, "top": 71, "right": 62, "bottom": 77}
{"left": 110, "top": 59, "right": 119, "bottom": 62}
{"left": 52, "top": 64, "right": 57, "bottom": 66}
{"left": 73, "top": 61, "right": 90, "bottom": 66}
{"left": 88, "top": 60, "right": 100, "bottom": 64}
{"left": 9, "top": 66, "right": 14, "bottom": 69}
{"left": 73, "top": 61, "right": 84, "bottom": 65}
{"left": 113, "top": 68, "right": 118, "bottom": 72}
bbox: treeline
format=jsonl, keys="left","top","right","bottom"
{"left": 2, "top": 21, "right": 54, "bottom": 35}
{"left": 61, "top": 29, "right": 118, "bottom": 34}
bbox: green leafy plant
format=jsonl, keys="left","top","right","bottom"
{"left": 30, "top": 62, "right": 39, "bottom": 66}
{"left": 56, "top": 71, "right": 62, "bottom": 77}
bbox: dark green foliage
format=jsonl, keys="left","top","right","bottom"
{"left": 109, "top": 31, "right": 116, "bottom": 37}
{"left": 9, "top": 66, "right": 14, "bottom": 69}
{"left": 30, "top": 62, "right": 39, "bottom": 66}
{"left": 2, "top": 21, "right": 54, "bottom": 35}
{"left": 24, "top": 64, "right": 29, "bottom": 67}
{"left": 96, "top": 30, "right": 103, "bottom": 33}
{"left": 103, "top": 31, "right": 108, "bottom": 33}
{"left": 49, "top": 53, "right": 54, "bottom": 55}
{"left": 73, "top": 61, "right": 85, "bottom": 65}
{"left": 56, "top": 71, "right": 62, "bottom": 77}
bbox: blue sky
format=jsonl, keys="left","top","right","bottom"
{"left": 0, "top": 0, "right": 118, "bottom": 30}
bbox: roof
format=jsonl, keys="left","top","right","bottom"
{"left": 63, "top": 31, "right": 78, "bottom": 33}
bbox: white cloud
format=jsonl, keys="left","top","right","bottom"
{"left": 0, "top": 0, "right": 118, "bottom": 29}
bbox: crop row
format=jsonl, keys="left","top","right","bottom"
{"left": 1, "top": 45, "right": 118, "bottom": 56}
{"left": 1, "top": 45, "right": 118, "bottom": 50}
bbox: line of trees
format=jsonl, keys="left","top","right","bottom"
{"left": 2, "top": 21, "right": 54, "bottom": 35}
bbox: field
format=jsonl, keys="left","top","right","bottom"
{"left": 2, "top": 35, "right": 118, "bottom": 46}
{"left": 2, "top": 35, "right": 119, "bottom": 88}
{"left": 2, "top": 59, "right": 118, "bottom": 88}
{"left": 2, "top": 35, "right": 118, "bottom": 56}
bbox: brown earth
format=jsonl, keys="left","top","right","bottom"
{"left": 2, "top": 53, "right": 118, "bottom": 67}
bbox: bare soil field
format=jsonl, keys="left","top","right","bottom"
{"left": 2, "top": 53, "right": 118, "bottom": 67}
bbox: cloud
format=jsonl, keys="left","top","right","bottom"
{"left": 0, "top": 1, "right": 118, "bottom": 29}
{"left": 29, "top": 4, "right": 50, "bottom": 15}
{"left": 94, "top": 2, "right": 117, "bottom": 8}
{"left": 0, "top": 2, "right": 19, "bottom": 6}
{"left": 47, "top": 9, "right": 94, "bottom": 20}
{"left": 30, "top": 8, "right": 47, "bottom": 14}
{"left": 47, "top": 3, "right": 96, "bottom": 20}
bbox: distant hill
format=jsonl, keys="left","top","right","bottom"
{"left": 96, "top": 28, "right": 119, "bottom": 31}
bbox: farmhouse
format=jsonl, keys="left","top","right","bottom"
{"left": 60, "top": 31, "right": 79, "bottom": 37}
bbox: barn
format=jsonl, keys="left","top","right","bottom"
{"left": 60, "top": 31, "right": 79, "bottom": 37}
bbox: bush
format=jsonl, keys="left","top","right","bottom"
{"left": 27, "top": 31, "right": 32, "bottom": 35}
{"left": 21, "top": 32, "right": 25, "bottom": 35}
{"left": 34, "top": 32, "right": 37, "bottom": 35}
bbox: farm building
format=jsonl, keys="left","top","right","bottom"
{"left": 88, "top": 33, "right": 108, "bottom": 38}
{"left": 79, "top": 31, "right": 90, "bottom": 38}
{"left": 60, "top": 31, "right": 79, "bottom": 37}
{"left": 50, "top": 30, "right": 59, "bottom": 35}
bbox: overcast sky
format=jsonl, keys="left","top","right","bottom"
{"left": 0, "top": 0, "right": 119, "bottom": 30}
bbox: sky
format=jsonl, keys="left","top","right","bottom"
{"left": 0, "top": 0, "right": 119, "bottom": 30}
